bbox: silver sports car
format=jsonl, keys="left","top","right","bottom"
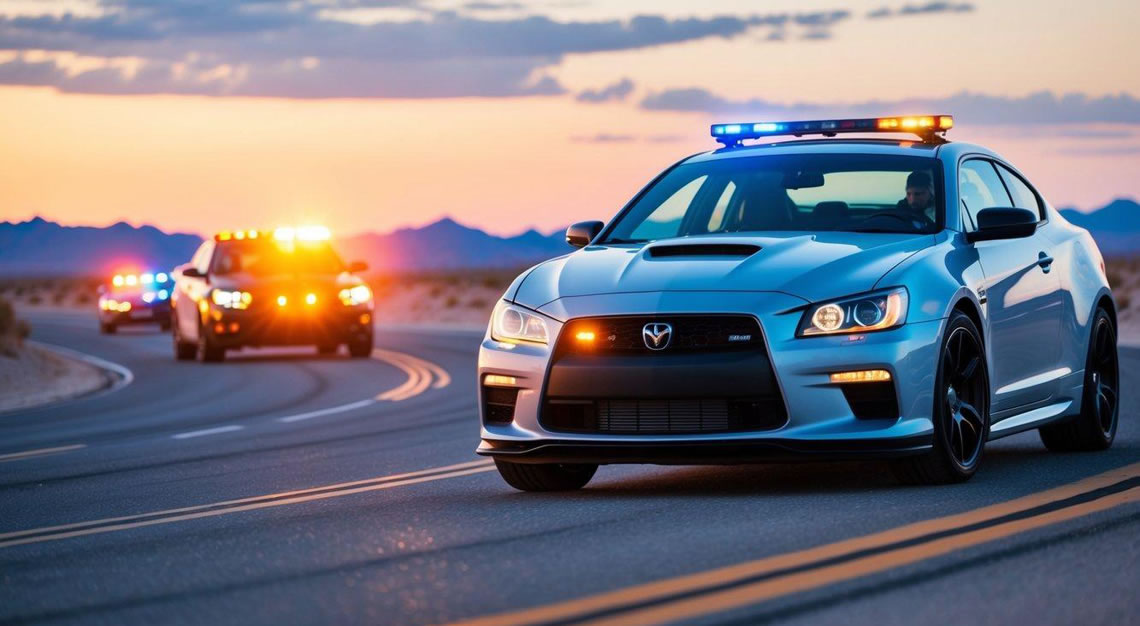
{"left": 476, "top": 115, "right": 1119, "bottom": 491}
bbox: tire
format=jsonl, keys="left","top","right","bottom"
{"left": 1039, "top": 308, "right": 1118, "bottom": 452}
{"left": 196, "top": 323, "right": 225, "bottom": 363}
{"left": 891, "top": 311, "right": 989, "bottom": 485}
{"left": 172, "top": 318, "right": 196, "bottom": 361}
{"left": 317, "top": 344, "right": 339, "bottom": 355}
{"left": 494, "top": 459, "right": 597, "bottom": 492}
{"left": 159, "top": 321, "right": 172, "bottom": 332}
{"left": 348, "top": 334, "right": 373, "bottom": 358}
{"left": 99, "top": 321, "right": 117, "bottom": 335}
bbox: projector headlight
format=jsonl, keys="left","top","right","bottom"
{"left": 211, "top": 289, "right": 252, "bottom": 310}
{"left": 338, "top": 284, "right": 372, "bottom": 306}
{"left": 491, "top": 301, "right": 549, "bottom": 345}
{"left": 799, "top": 287, "right": 908, "bottom": 337}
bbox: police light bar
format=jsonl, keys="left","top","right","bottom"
{"left": 710, "top": 115, "right": 953, "bottom": 146}
{"left": 111, "top": 271, "right": 171, "bottom": 288}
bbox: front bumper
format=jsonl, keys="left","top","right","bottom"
{"left": 477, "top": 291, "right": 944, "bottom": 465}
{"left": 100, "top": 301, "right": 171, "bottom": 325}
{"left": 204, "top": 306, "right": 373, "bottom": 348}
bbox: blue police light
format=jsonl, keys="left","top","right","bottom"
{"left": 158, "top": 289, "right": 170, "bottom": 300}
{"left": 156, "top": 272, "right": 169, "bottom": 283}
{"left": 141, "top": 273, "right": 155, "bottom": 285}
{"left": 142, "top": 292, "right": 156, "bottom": 303}
{"left": 710, "top": 115, "right": 953, "bottom": 147}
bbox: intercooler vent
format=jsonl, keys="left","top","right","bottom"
{"left": 543, "top": 398, "right": 786, "bottom": 434}
{"left": 483, "top": 386, "right": 520, "bottom": 424}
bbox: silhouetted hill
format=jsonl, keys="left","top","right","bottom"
{"left": 0, "top": 216, "right": 572, "bottom": 276}
{"left": 1059, "top": 198, "right": 1140, "bottom": 255}
{"left": 0, "top": 218, "right": 203, "bottom": 276}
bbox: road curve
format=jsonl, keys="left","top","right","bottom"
{"left": 0, "top": 310, "right": 1137, "bottom": 625}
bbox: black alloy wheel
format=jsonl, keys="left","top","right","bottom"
{"left": 1040, "top": 308, "right": 1119, "bottom": 451}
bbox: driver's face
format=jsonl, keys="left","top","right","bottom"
{"left": 906, "top": 186, "right": 932, "bottom": 210}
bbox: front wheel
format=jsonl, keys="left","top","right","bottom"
{"left": 891, "top": 311, "right": 989, "bottom": 485}
{"left": 1039, "top": 308, "right": 1118, "bottom": 451}
{"left": 172, "top": 318, "right": 196, "bottom": 361}
{"left": 196, "top": 323, "right": 225, "bottom": 363}
{"left": 494, "top": 460, "right": 597, "bottom": 492}
{"left": 348, "top": 334, "right": 373, "bottom": 358}
{"left": 99, "top": 321, "right": 117, "bottom": 335}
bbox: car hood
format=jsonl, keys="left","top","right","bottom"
{"left": 512, "top": 232, "right": 934, "bottom": 310}
{"left": 209, "top": 272, "right": 363, "bottom": 292}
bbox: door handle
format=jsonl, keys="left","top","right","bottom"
{"left": 1037, "top": 251, "right": 1054, "bottom": 273}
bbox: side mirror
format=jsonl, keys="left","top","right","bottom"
{"left": 566, "top": 221, "right": 604, "bottom": 248}
{"left": 966, "top": 207, "right": 1038, "bottom": 243}
{"left": 347, "top": 260, "right": 369, "bottom": 273}
{"left": 181, "top": 267, "right": 206, "bottom": 279}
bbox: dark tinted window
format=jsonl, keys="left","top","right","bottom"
{"left": 995, "top": 163, "right": 1044, "bottom": 220}
{"left": 958, "top": 160, "right": 1011, "bottom": 232}
{"left": 602, "top": 154, "right": 943, "bottom": 242}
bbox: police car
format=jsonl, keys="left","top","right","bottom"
{"left": 477, "top": 115, "right": 1118, "bottom": 490}
{"left": 171, "top": 227, "right": 374, "bottom": 362}
{"left": 97, "top": 271, "right": 173, "bottom": 334}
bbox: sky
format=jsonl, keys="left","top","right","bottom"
{"left": 1, "top": 0, "right": 1139, "bottom": 237}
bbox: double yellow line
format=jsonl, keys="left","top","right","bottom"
{"left": 454, "top": 462, "right": 1140, "bottom": 625}
{"left": 373, "top": 348, "right": 452, "bottom": 402}
{"left": 0, "top": 459, "right": 494, "bottom": 550}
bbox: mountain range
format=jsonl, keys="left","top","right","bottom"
{"left": 1, "top": 198, "right": 1136, "bottom": 277}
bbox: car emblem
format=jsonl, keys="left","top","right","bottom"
{"left": 642, "top": 322, "right": 673, "bottom": 351}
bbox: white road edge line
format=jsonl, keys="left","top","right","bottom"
{"left": 0, "top": 444, "right": 87, "bottom": 463}
{"left": 278, "top": 399, "right": 376, "bottom": 423}
{"left": 24, "top": 340, "right": 135, "bottom": 392}
{"left": 172, "top": 425, "right": 244, "bottom": 440}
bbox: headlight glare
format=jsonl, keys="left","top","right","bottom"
{"left": 799, "top": 288, "right": 908, "bottom": 336}
{"left": 211, "top": 289, "right": 252, "bottom": 310}
{"left": 339, "top": 284, "right": 372, "bottom": 306}
{"left": 491, "top": 302, "right": 548, "bottom": 344}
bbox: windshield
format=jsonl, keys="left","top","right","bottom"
{"left": 603, "top": 154, "right": 943, "bottom": 243}
{"left": 211, "top": 240, "right": 346, "bottom": 276}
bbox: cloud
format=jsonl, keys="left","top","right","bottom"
{"left": 868, "top": 2, "right": 974, "bottom": 19}
{"left": 462, "top": 1, "right": 525, "bottom": 10}
{"left": 0, "top": 3, "right": 856, "bottom": 98}
{"left": 639, "top": 89, "right": 1140, "bottom": 125}
{"left": 575, "top": 77, "right": 633, "bottom": 103}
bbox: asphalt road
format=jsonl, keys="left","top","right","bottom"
{"left": 1, "top": 310, "right": 1137, "bottom": 625}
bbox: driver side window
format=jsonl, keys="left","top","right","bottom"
{"left": 959, "top": 160, "right": 1012, "bottom": 232}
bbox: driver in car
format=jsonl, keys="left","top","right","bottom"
{"left": 897, "top": 171, "right": 936, "bottom": 223}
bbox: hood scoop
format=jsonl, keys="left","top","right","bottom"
{"left": 646, "top": 243, "right": 761, "bottom": 258}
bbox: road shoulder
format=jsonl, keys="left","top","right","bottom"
{"left": 0, "top": 342, "right": 114, "bottom": 414}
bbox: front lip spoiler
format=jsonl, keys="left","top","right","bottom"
{"left": 476, "top": 435, "right": 932, "bottom": 465}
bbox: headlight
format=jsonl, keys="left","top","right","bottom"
{"left": 338, "top": 285, "right": 372, "bottom": 306}
{"left": 798, "top": 287, "right": 908, "bottom": 337}
{"left": 211, "top": 289, "right": 252, "bottom": 310}
{"left": 491, "top": 301, "right": 549, "bottom": 344}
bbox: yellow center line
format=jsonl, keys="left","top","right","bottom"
{"left": 373, "top": 348, "right": 434, "bottom": 401}
{"left": 451, "top": 461, "right": 1140, "bottom": 626}
{"left": 0, "top": 459, "right": 494, "bottom": 548}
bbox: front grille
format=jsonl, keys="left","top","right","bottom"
{"left": 544, "top": 398, "right": 786, "bottom": 434}
{"left": 559, "top": 315, "right": 762, "bottom": 354}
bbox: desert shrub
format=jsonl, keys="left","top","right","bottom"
{"left": 27, "top": 294, "right": 42, "bottom": 306}
{"left": 52, "top": 290, "right": 67, "bottom": 305}
{"left": 1117, "top": 292, "right": 1131, "bottom": 311}
{"left": 0, "top": 297, "right": 15, "bottom": 335}
{"left": 428, "top": 284, "right": 444, "bottom": 298}
{"left": 467, "top": 298, "right": 489, "bottom": 309}
{"left": 75, "top": 292, "right": 92, "bottom": 305}
{"left": 444, "top": 295, "right": 459, "bottom": 308}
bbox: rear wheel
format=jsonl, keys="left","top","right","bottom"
{"left": 494, "top": 460, "right": 597, "bottom": 492}
{"left": 196, "top": 323, "right": 225, "bottom": 363}
{"left": 1039, "top": 308, "right": 1118, "bottom": 451}
{"left": 317, "top": 343, "right": 339, "bottom": 355}
{"left": 99, "top": 321, "right": 117, "bottom": 335}
{"left": 891, "top": 311, "right": 989, "bottom": 485}
{"left": 172, "top": 318, "right": 196, "bottom": 361}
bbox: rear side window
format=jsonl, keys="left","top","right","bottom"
{"left": 995, "top": 163, "right": 1044, "bottom": 220}
{"left": 958, "top": 160, "right": 1011, "bottom": 232}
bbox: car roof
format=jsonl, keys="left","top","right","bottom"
{"left": 683, "top": 137, "right": 999, "bottom": 165}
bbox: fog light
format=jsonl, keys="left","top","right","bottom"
{"left": 830, "top": 369, "right": 892, "bottom": 383}
{"left": 214, "top": 323, "right": 225, "bottom": 334}
{"left": 228, "top": 322, "right": 239, "bottom": 333}
{"left": 575, "top": 330, "right": 596, "bottom": 342}
{"left": 359, "top": 313, "right": 371, "bottom": 325}
{"left": 484, "top": 374, "right": 518, "bottom": 387}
